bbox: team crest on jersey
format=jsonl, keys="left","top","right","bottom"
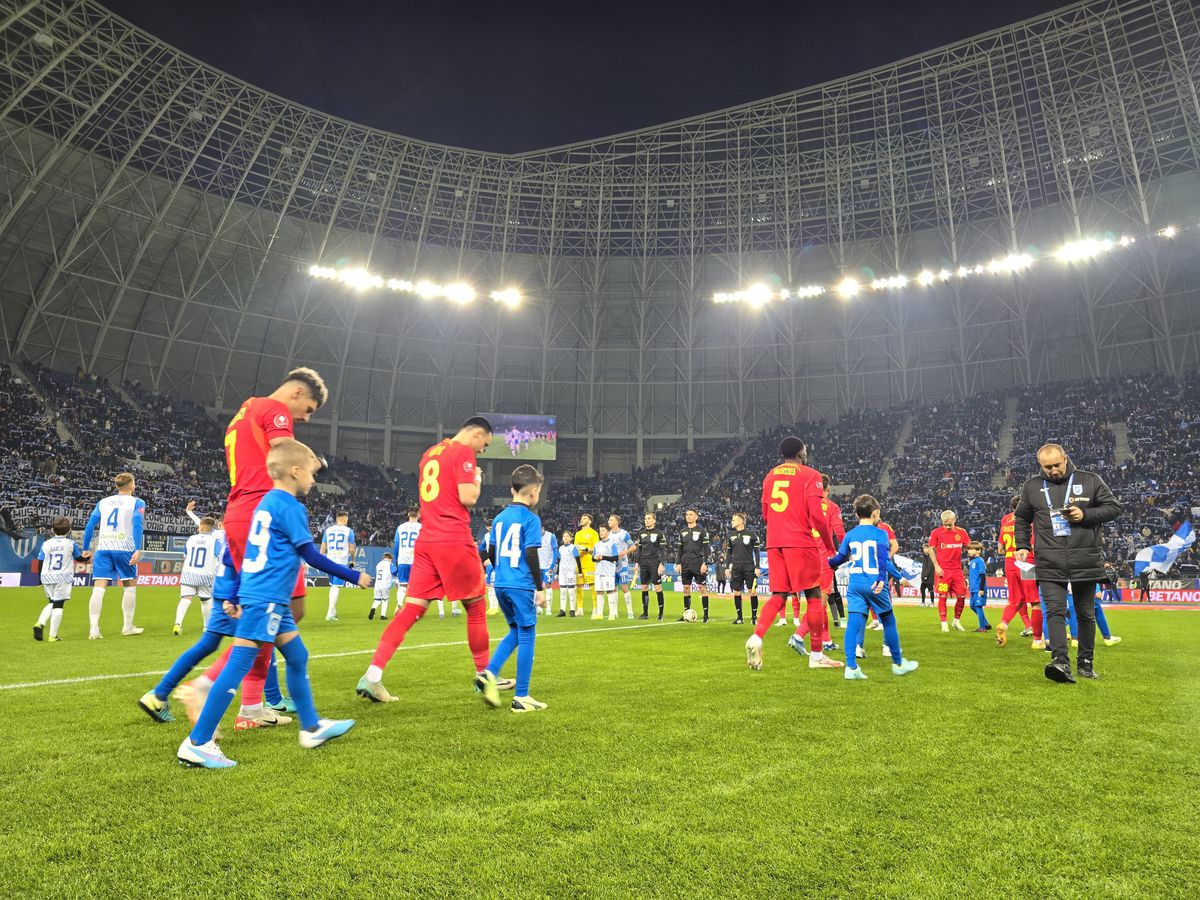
{"left": 742, "top": 535, "right": 751, "bottom": 544}
{"left": 463, "top": 461, "right": 474, "bottom": 472}
{"left": 692, "top": 531, "right": 700, "bottom": 540}
{"left": 1073, "top": 484, "right": 1083, "bottom": 495}
{"left": 274, "top": 414, "right": 289, "bottom": 429}
{"left": 649, "top": 534, "right": 657, "bottom": 543}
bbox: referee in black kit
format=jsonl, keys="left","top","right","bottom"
{"left": 1014, "top": 443, "right": 1122, "bottom": 683}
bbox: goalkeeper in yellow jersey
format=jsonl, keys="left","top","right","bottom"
{"left": 574, "top": 513, "right": 600, "bottom": 618}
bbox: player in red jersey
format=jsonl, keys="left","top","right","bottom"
{"left": 995, "top": 495, "right": 1039, "bottom": 648}
{"left": 745, "top": 437, "right": 842, "bottom": 670}
{"left": 928, "top": 510, "right": 970, "bottom": 632}
{"left": 182, "top": 369, "right": 328, "bottom": 728}
{"left": 788, "top": 476, "right": 845, "bottom": 652}
{"left": 356, "top": 417, "right": 496, "bottom": 703}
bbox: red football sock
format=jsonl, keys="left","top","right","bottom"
{"left": 793, "top": 618, "right": 811, "bottom": 639}
{"left": 203, "top": 644, "right": 233, "bottom": 682}
{"left": 370, "top": 601, "right": 426, "bottom": 670}
{"left": 240, "top": 644, "right": 273, "bottom": 704}
{"left": 1018, "top": 604, "right": 1032, "bottom": 628}
{"left": 754, "top": 595, "right": 785, "bottom": 639}
{"left": 937, "top": 596, "right": 948, "bottom": 623}
{"left": 953, "top": 596, "right": 965, "bottom": 619}
{"left": 820, "top": 602, "right": 830, "bottom": 645}
{"left": 1032, "top": 605, "right": 1044, "bottom": 640}
{"left": 1001, "top": 600, "right": 1019, "bottom": 627}
{"left": 806, "top": 597, "right": 825, "bottom": 652}
{"left": 790, "top": 595, "right": 801, "bottom": 622}
{"left": 464, "top": 599, "right": 490, "bottom": 671}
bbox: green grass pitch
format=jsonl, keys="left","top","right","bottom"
{"left": 1, "top": 587, "right": 1197, "bottom": 898}
{"left": 479, "top": 438, "right": 556, "bottom": 461}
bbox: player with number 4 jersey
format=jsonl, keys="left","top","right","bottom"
{"left": 358, "top": 417, "right": 496, "bottom": 704}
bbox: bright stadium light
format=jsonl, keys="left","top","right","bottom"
{"left": 870, "top": 275, "right": 907, "bottom": 291}
{"left": 340, "top": 267, "right": 383, "bottom": 291}
{"left": 988, "top": 253, "right": 1034, "bottom": 275}
{"left": 1118, "top": 235, "right": 1136, "bottom": 247}
{"left": 1159, "top": 225, "right": 1177, "bottom": 238}
{"left": 938, "top": 269, "right": 952, "bottom": 282}
{"left": 444, "top": 282, "right": 476, "bottom": 304}
{"left": 490, "top": 288, "right": 522, "bottom": 308}
{"left": 415, "top": 280, "right": 441, "bottom": 299}
{"left": 793, "top": 284, "right": 825, "bottom": 299}
{"left": 308, "top": 264, "right": 337, "bottom": 279}
{"left": 1054, "top": 238, "right": 1113, "bottom": 262}
{"left": 744, "top": 283, "right": 773, "bottom": 308}
{"left": 835, "top": 276, "right": 860, "bottom": 299}
{"left": 917, "top": 269, "right": 935, "bottom": 286}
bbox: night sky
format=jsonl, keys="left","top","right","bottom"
{"left": 105, "top": 0, "right": 1068, "bottom": 153}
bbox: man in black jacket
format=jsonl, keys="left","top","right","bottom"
{"left": 1014, "top": 443, "right": 1122, "bottom": 683}
{"left": 919, "top": 544, "right": 936, "bottom": 607}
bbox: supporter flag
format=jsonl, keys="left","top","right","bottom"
{"left": 1133, "top": 521, "right": 1195, "bottom": 576}
{"left": 892, "top": 554, "right": 925, "bottom": 586}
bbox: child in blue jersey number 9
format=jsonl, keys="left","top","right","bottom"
{"left": 176, "top": 439, "right": 373, "bottom": 768}
{"left": 827, "top": 494, "right": 920, "bottom": 680}
{"left": 475, "top": 465, "right": 549, "bottom": 713}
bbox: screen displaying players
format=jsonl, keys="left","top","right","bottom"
{"left": 477, "top": 413, "right": 557, "bottom": 461}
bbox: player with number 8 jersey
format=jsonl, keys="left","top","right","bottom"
{"left": 358, "top": 417, "right": 496, "bottom": 704}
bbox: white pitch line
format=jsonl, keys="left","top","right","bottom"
{"left": 0, "top": 620, "right": 682, "bottom": 692}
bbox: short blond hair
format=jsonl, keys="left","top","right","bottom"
{"left": 285, "top": 367, "right": 328, "bottom": 408}
{"left": 266, "top": 438, "right": 317, "bottom": 480}
{"left": 113, "top": 472, "right": 135, "bottom": 489}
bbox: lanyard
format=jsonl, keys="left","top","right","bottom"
{"left": 1042, "top": 474, "right": 1075, "bottom": 510}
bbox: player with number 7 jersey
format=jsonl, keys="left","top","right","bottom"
{"left": 358, "top": 417, "right": 497, "bottom": 704}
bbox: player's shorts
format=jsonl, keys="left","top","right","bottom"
{"left": 394, "top": 563, "right": 412, "bottom": 586}
{"left": 542, "top": 570, "right": 555, "bottom": 588}
{"left": 846, "top": 582, "right": 894, "bottom": 616}
{"left": 595, "top": 573, "right": 616, "bottom": 593}
{"left": 1004, "top": 563, "right": 1039, "bottom": 605}
{"left": 767, "top": 546, "right": 821, "bottom": 595}
{"left": 616, "top": 566, "right": 632, "bottom": 586}
{"left": 373, "top": 587, "right": 391, "bottom": 600}
{"left": 729, "top": 566, "right": 756, "bottom": 592}
{"left": 181, "top": 580, "right": 214, "bottom": 600}
{"left": 578, "top": 555, "right": 595, "bottom": 584}
{"left": 235, "top": 598, "right": 297, "bottom": 643}
{"left": 328, "top": 564, "right": 352, "bottom": 588}
{"left": 557, "top": 575, "right": 577, "bottom": 588}
{"left": 935, "top": 568, "right": 968, "bottom": 598}
{"left": 495, "top": 585, "right": 538, "bottom": 628}
{"left": 820, "top": 563, "right": 835, "bottom": 594}
{"left": 92, "top": 550, "right": 135, "bottom": 582}
{"left": 225, "top": 502, "right": 307, "bottom": 599}
{"left": 407, "top": 540, "right": 486, "bottom": 602}
{"left": 42, "top": 581, "right": 71, "bottom": 602}
{"left": 637, "top": 562, "right": 662, "bottom": 586}
{"left": 679, "top": 566, "right": 705, "bottom": 589}
{"left": 205, "top": 598, "right": 238, "bottom": 637}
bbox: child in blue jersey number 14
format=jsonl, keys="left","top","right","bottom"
{"left": 176, "top": 439, "right": 373, "bottom": 769}
{"left": 826, "top": 493, "right": 919, "bottom": 681}
{"left": 475, "top": 465, "right": 550, "bottom": 713}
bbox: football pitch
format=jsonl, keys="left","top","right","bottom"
{"left": 479, "top": 438, "right": 556, "bottom": 461}
{"left": 1, "top": 588, "right": 1197, "bottom": 898}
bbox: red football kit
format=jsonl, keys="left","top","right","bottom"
{"left": 929, "top": 524, "right": 970, "bottom": 623}
{"left": 999, "top": 512, "right": 1037, "bottom": 633}
{"left": 819, "top": 497, "right": 846, "bottom": 594}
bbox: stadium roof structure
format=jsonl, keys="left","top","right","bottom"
{"left": 1, "top": 0, "right": 1199, "bottom": 474}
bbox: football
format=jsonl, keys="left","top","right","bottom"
{"left": 682, "top": 608, "right": 698, "bottom": 622}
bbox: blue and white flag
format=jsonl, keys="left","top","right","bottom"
{"left": 1133, "top": 521, "right": 1195, "bottom": 576}
{"left": 892, "top": 553, "right": 925, "bottom": 587}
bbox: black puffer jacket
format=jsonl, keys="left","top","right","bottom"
{"left": 1013, "top": 462, "right": 1122, "bottom": 582}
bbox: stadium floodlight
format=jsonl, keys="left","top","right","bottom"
{"left": 793, "top": 284, "right": 825, "bottom": 299}
{"left": 835, "top": 277, "right": 860, "bottom": 299}
{"left": 1054, "top": 238, "right": 1113, "bottom": 262}
{"left": 308, "top": 264, "right": 337, "bottom": 279}
{"left": 917, "top": 270, "right": 935, "bottom": 286}
{"left": 938, "top": 269, "right": 953, "bottom": 282}
{"left": 490, "top": 288, "right": 522, "bottom": 308}
{"left": 870, "top": 275, "right": 908, "bottom": 291}
{"left": 386, "top": 278, "right": 415, "bottom": 292}
{"left": 956, "top": 266, "right": 971, "bottom": 278}
{"left": 444, "top": 282, "right": 476, "bottom": 304}
{"left": 712, "top": 291, "right": 730, "bottom": 304}
{"left": 415, "top": 280, "right": 441, "bottom": 299}
{"left": 988, "top": 253, "right": 1034, "bottom": 275}
{"left": 1159, "top": 225, "right": 1177, "bottom": 238}
{"left": 340, "top": 267, "right": 383, "bottom": 291}
{"left": 744, "top": 283, "right": 773, "bottom": 308}
{"left": 1118, "top": 235, "right": 1136, "bottom": 247}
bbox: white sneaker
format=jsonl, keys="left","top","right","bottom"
{"left": 882, "top": 644, "right": 892, "bottom": 658}
{"left": 177, "top": 737, "right": 236, "bottom": 769}
{"left": 299, "top": 718, "right": 355, "bottom": 749}
{"left": 1103, "top": 636, "right": 1122, "bottom": 647}
{"left": 855, "top": 645, "right": 865, "bottom": 659}
{"left": 512, "top": 696, "right": 548, "bottom": 713}
{"left": 121, "top": 627, "right": 144, "bottom": 636}
{"left": 745, "top": 635, "right": 763, "bottom": 670}
{"left": 775, "top": 617, "right": 786, "bottom": 627}
{"left": 325, "top": 615, "right": 339, "bottom": 622}
{"left": 941, "top": 622, "right": 950, "bottom": 633}
{"left": 809, "top": 653, "right": 845, "bottom": 669}
{"left": 952, "top": 619, "right": 966, "bottom": 632}
{"left": 89, "top": 631, "right": 102, "bottom": 640}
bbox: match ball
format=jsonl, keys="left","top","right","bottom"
{"left": 682, "top": 608, "right": 698, "bottom": 622}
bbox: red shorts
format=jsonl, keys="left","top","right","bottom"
{"left": 407, "top": 541, "right": 485, "bottom": 602}
{"left": 1004, "top": 563, "right": 1039, "bottom": 605}
{"left": 767, "top": 547, "right": 822, "bottom": 596}
{"left": 224, "top": 502, "right": 306, "bottom": 598}
{"left": 935, "top": 567, "right": 967, "bottom": 598}
{"left": 820, "top": 563, "right": 834, "bottom": 594}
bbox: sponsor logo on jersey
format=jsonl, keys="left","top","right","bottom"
{"left": 274, "top": 414, "right": 290, "bottom": 428}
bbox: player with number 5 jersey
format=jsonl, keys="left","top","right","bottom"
{"left": 358, "top": 417, "right": 497, "bottom": 704}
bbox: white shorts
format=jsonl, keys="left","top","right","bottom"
{"left": 374, "top": 588, "right": 391, "bottom": 600}
{"left": 181, "top": 582, "right": 214, "bottom": 600}
{"left": 595, "top": 574, "right": 616, "bottom": 593}
{"left": 42, "top": 582, "right": 71, "bottom": 602}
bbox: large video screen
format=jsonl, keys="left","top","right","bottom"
{"left": 478, "top": 413, "right": 557, "bottom": 461}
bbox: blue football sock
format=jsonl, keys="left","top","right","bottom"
{"left": 487, "top": 626, "right": 519, "bottom": 678}
{"left": 190, "top": 643, "right": 257, "bottom": 744}
{"left": 1094, "top": 596, "right": 1111, "bottom": 640}
{"left": 1067, "top": 595, "right": 1078, "bottom": 639}
{"left": 975, "top": 605, "right": 989, "bottom": 628}
{"left": 278, "top": 636, "right": 318, "bottom": 730}
{"left": 845, "top": 612, "right": 867, "bottom": 668}
{"left": 264, "top": 651, "right": 283, "bottom": 705}
{"left": 154, "top": 631, "right": 222, "bottom": 701}
{"left": 879, "top": 610, "right": 903, "bottom": 662}
{"left": 515, "top": 624, "right": 536, "bottom": 696}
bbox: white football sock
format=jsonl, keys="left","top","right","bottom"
{"left": 37, "top": 603, "right": 52, "bottom": 626}
{"left": 365, "top": 664, "right": 384, "bottom": 683}
{"left": 121, "top": 587, "right": 136, "bottom": 630}
{"left": 175, "top": 597, "right": 192, "bottom": 627}
{"left": 624, "top": 592, "right": 633, "bottom": 615}
{"left": 200, "top": 599, "right": 211, "bottom": 626}
{"left": 437, "top": 599, "right": 446, "bottom": 617}
{"left": 88, "top": 587, "right": 104, "bottom": 632}
{"left": 238, "top": 702, "right": 263, "bottom": 718}
{"left": 50, "top": 607, "right": 64, "bottom": 638}
{"left": 327, "top": 586, "right": 340, "bottom": 617}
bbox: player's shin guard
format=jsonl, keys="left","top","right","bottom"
{"left": 278, "top": 636, "right": 318, "bottom": 730}
{"left": 753, "top": 594, "right": 786, "bottom": 639}
{"left": 879, "top": 610, "right": 903, "bottom": 661}
{"left": 240, "top": 644, "right": 274, "bottom": 705}
{"left": 175, "top": 597, "right": 192, "bottom": 628}
{"left": 465, "top": 599, "right": 491, "bottom": 671}
{"left": 624, "top": 591, "right": 633, "bottom": 616}
{"left": 263, "top": 651, "right": 283, "bottom": 706}
{"left": 369, "top": 601, "right": 427, "bottom": 672}
{"left": 937, "top": 595, "right": 949, "bottom": 623}
{"left": 156, "top": 631, "right": 223, "bottom": 701}
{"left": 121, "top": 587, "right": 136, "bottom": 630}
{"left": 805, "top": 597, "right": 825, "bottom": 653}
{"left": 37, "top": 602, "right": 52, "bottom": 627}
{"left": 190, "top": 643, "right": 258, "bottom": 745}
{"left": 488, "top": 625, "right": 519, "bottom": 676}
{"left": 1017, "top": 603, "right": 1031, "bottom": 628}
{"left": 953, "top": 596, "right": 966, "bottom": 620}
{"left": 1032, "top": 603, "right": 1044, "bottom": 640}
{"left": 88, "top": 586, "right": 104, "bottom": 632}
{"left": 327, "top": 585, "right": 340, "bottom": 619}
{"left": 845, "top": 612, "right": 868, "bottom": 668}
{"left": 515, "top": 624, "right": 535, "bottom": 696}
{"left": 607, "top": 592, "right": 617, "bottom": 618}
{"left": 200, "top": 599, "right": 211, "bottom": 627}
{"left": 49, "top": 606, "right": 64, "bottom": 638}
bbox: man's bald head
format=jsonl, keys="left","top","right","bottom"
{"left": 1037, "top": 444, "right": 1069, "bottom": 481}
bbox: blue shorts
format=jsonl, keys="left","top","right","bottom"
{"left": 542, "top": 570, "right": 555, "bottom": 588}
{"left": 495, "top": 586, "right": 538, "bottom": 628}
{"left": 92, "top": 550, "right": 136, "bottom": 582}
{"left": 846, "top": 583, "right": 894, "bottom": 616}
{"left": 329, "top": 570, "right": 352, "bottom": 588}
{"left": 205, "top": 599, "right": 238, "bottom": 638}
{"left": 235, "top": 598, "right": 298, "bottom": 643}
{"left": 394, "top": 563, "right": 412, "bottom": 586}
{"left": 616, "top": 567, "right": 632, "bottom": 586}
